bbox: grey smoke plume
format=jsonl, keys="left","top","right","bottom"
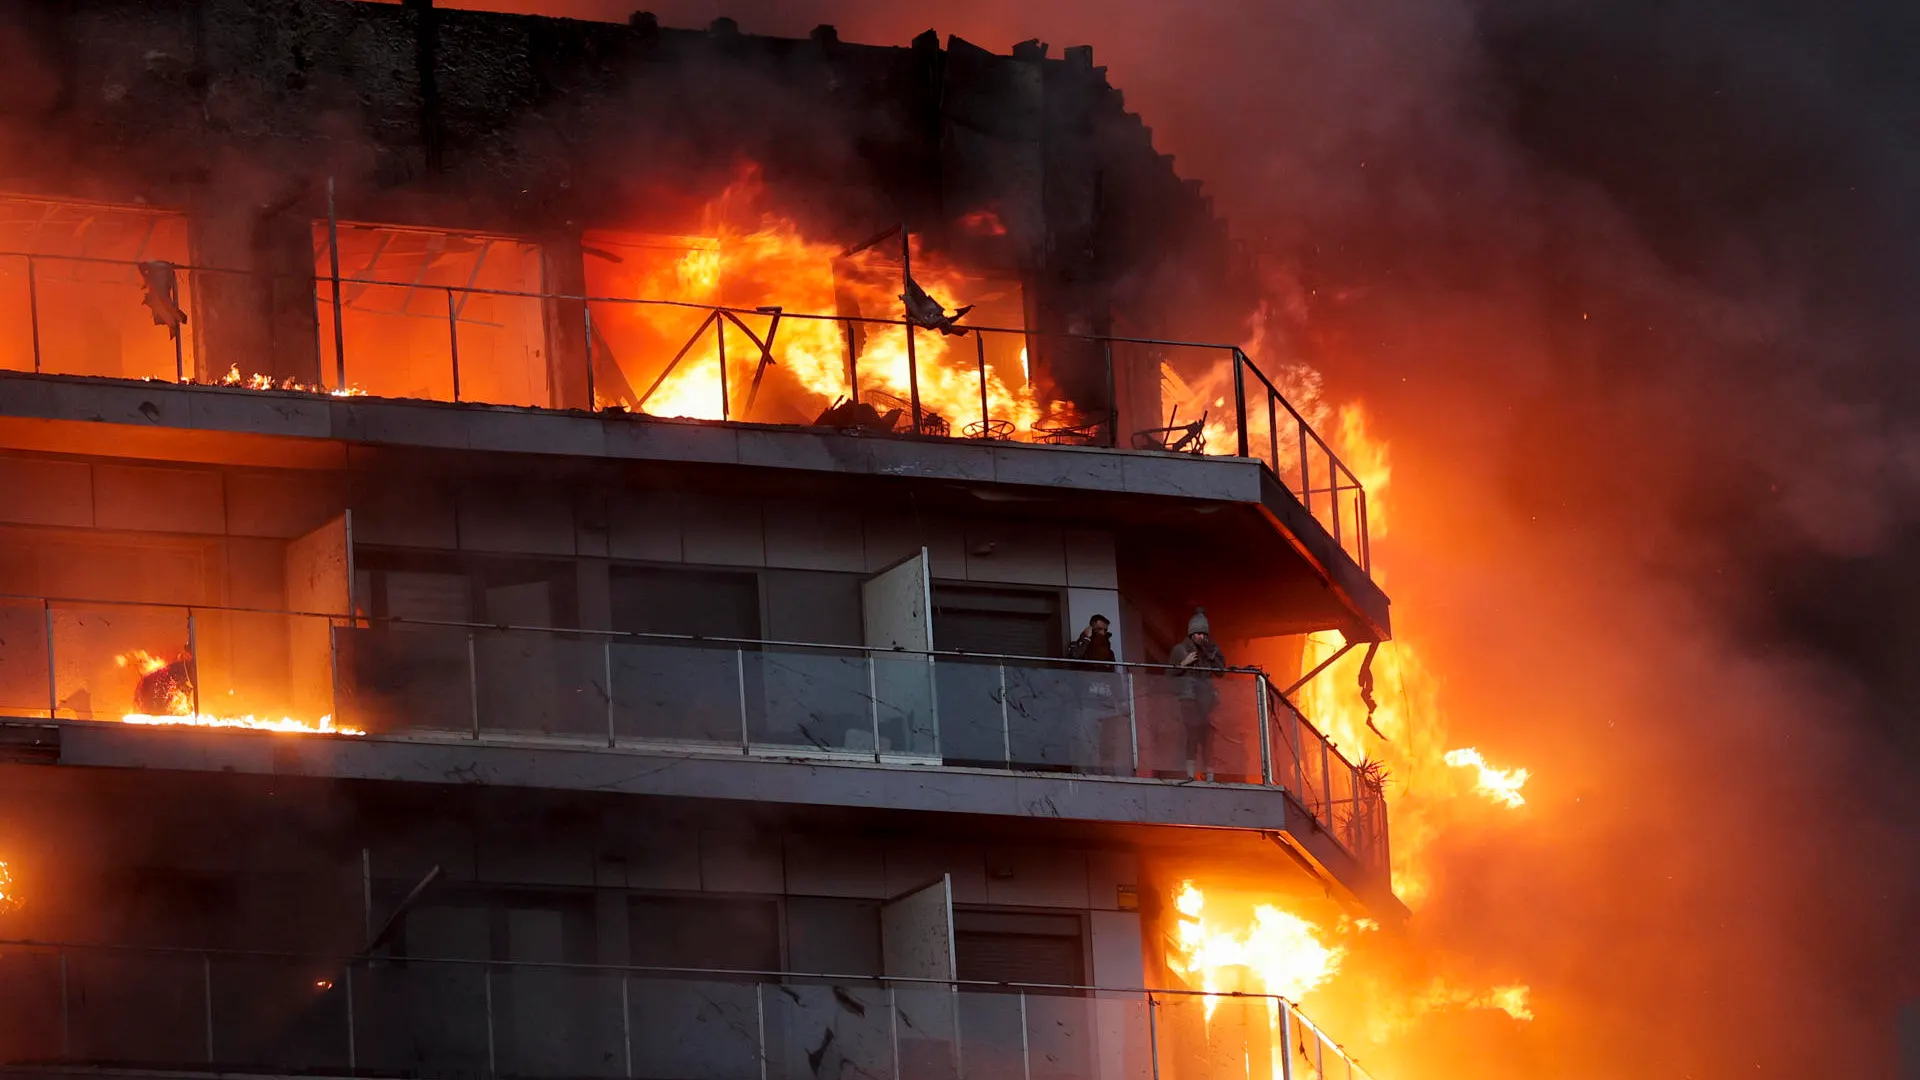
{"left": 400, "top": 0, "right": 1920, "bottom": 1073}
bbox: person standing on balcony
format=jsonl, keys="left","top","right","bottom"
{"left": 1067, "top": 615, "right": 1124, "bottom": 773}
{"left": 1169, "top": 608, "right": 1227, "bottom": 781}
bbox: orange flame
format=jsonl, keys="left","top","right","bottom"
{"left": 1443, "top": 748, "right": 1530, "bottom": 808}
{"left": 0, "top": 859, "right": 18, "bottom": 914}
{"left": 217, "top": 362, "right": 364, "bottom": 397}
{"left": 113, "top": 648, "right": 362, "bottom": 735}
{"left": 1167, "top": 881, "right": 1347, "bottom": 1010}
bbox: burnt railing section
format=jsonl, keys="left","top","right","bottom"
{"left": 0, "top": 940, "right": 1377, "bottom": 1080}
{"left": 0, "top": 250, "right": 1373, "bottom": 571}
{"left": 0, "top": 593, "right": 1388, "bottom": 874}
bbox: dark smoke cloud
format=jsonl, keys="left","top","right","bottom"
{"left": 419, "top": 0, "right": 1920, "bottom": 1072}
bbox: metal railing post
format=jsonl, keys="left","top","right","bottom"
{"left": 583, "top": 304, "right": 598, "bottom": 410}
{"left": 843, "top": 318, "right": 859, "bottom": 403}
{"left": 1256, "top": 675, "right": 1274, "bottom": 785}
{"left": 1321, "top": 741, "right": 1335, "bottom": 826}
{"left": 1018, "top": 991, "right": 1033, "bottom": 1080}
{"left": 484, "top": 968, "right": 497, "bottom": 1078}
{"left": 1232, "top": 349, "right": 1250, "bottom": 458}
{"left": 1292, "top": 708, "right": 1306, "bottom": 797}
{"left": 345, "top": 964, "right": 357, "bottom": 1070}
{"left": 1125, "top": 668, "right": 1140, "bottom": 776}
{"left": 467, "top": 632, "right": 481, "bottom": 738}
{"left": 329, "top": 620, "right": 343, "bottom": 728}
{"left": 1298, "top": 423, "right": 1311, "bottom": 512}
{"left": 975, "top": 329, "right": 990, "bottom": 435}
{"left": 1278, "top": 1000, "right": 1295, "bottom": 1080}
{"left": 1146, "top": 992, "right": 1161, "bottom": 1080}
{"left": 44, "top": 599, "right": 56, "bottom": 719}
{"left": 59, "top": 950, "right": 70, "bottom": 1057}
{"left": 604, "top": 639, "right": 616, "bottom": 748}
{"left": 446, "top": 288, "right": 462, "bottom": 402}
{"left": 1329, "top": 461, "right": 1343, "bottom": 546}
{"left": 203, "top": 953, "right": 215, "bottom": 1062}
{"left": 716, "top": 314, "right": 730, "bottom": 420}
{"left": 326, "top": 177, "right": 347, "bottom": 390}
{"left": 186, "top": 608, "right": 200, "bottom": 717}
{"left": 1267, "top": 393, "right": 1279, "bottom": 473}
{"left": 1359, "top": 489, "right": 1372, "bottom": 572}
{"left": 905, "top": 323, "right": 923, "bottom": 432}
{"left": 871, "top": 655, "right": 884, "bottom": 763}
{"left": 26, "top": 255, "right": 42, "bottom": 373}
{"left": 620, "top": 975, "right": 633, "bottom": 1079}
{"left": 755, "top": 982, "right": 769, "bottom": 1080}
{"left": 998, "top": 663, "right": 1012, "bottom": 767}
{"left": 736, "top": 648, "right": 751, "bottom": 754}
{"left": 887, "top": 986, "right": 902, "bottom": 1080}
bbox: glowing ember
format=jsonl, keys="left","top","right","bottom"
{"left": 218, "top": 362, "right": 365, "bottom": 397}
{"left": 1167, "top": 881, "right": 1346, "bottom": 1011}
{"left": 0, "top": 860, "right": 18, "bottom": 914}
{"left": 1443, "top": 748, "right": 1530, "bottom": 808}
{"left": 121, "top": 712, "right": 365, "bottom": 736}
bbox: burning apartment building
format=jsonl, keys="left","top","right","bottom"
{"left": 0, "top": 2, "right": 1393, "bottom": 1079}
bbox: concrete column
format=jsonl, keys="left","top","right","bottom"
{"left": 541, "top": 233, "right": 591, "bottom": 410}
{"left": 187, "top": 194, "right": 322, "bottom": 385}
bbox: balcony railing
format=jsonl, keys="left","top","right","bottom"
{"left": 0, "top": 594, "right": 1388, "bottom": 872}
{"left": 0, "top": 940, "right": 1377, "bottom": 1080}
{"left": 0, "top": 249, "right": 1370, "bottom": 571}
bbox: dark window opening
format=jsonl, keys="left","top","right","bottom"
{"left": 953, "top": 910, "right": 1086, "bottom": 987}
{"left": 629, "top": 894, "right": 781, "bottom": 972}
{"left": 932, "top": 586, "right": 1062, "bottom": 658}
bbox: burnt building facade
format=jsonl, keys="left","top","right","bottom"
{"left": 0, "top": 3, "right": 1392, "bottom": 1080}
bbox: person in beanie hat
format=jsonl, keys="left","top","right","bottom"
{"left": 1167, "top": 607, "right": 1228, "bottom": 780}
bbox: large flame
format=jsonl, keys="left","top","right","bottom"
{"left": 1442, "top": 748, "right": 1530, "bottom": 808}
{"left": 1167, "top": 881, "right": 1347, "bottom": 1010}
{"left": 111, "top": 649, "right": 363, "bottom": 736}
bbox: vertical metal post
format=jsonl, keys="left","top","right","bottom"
{"left": 362, "top": 848, "right": 374, "bottom": 940}
{"left": 1359, "top": 489, "right": 1372, "bottom": 572}
{"left": 1145, "top": 994, "right": 1161, "bottom": 1080}
{"left": 583, "top": 305, "right": 598, "bottom": 411}
{"left": 1329, "top": 458, "right": 1343, "bottom": 546}
{"left": 1267, "top": 394, "right": 1279, "bottom": 473}
{"left": 843, "top": 318, "right": 859, "bottom": 403}
{"left": 620, "top": 976, "right": 633, "bottom": 1079}
{"left": 186, "top": 609, "right": 200, "bottom": 718}
{"left": 26, "top": 255, "right": 42, "bottom": 373}
{"left": 1256, "top": 675, "right": 1274, "bottom": 786}
{"left": 604, "top": 639, "right": 616, "bottom": 748}
{"left": 484, "top": 968, "right": 497, "bottom": 1078}
{"left": 1321, "top": 740, "right": 1335, "bottom": 826}
{"left": 59, "top": 951, "right": 70, "bottom": 1057}
{"left": 327, "top": 177, "right": 347, "bottom": 391}
{"left": 203, "top": 954, "right": 215, "bottom": 1062}
{"left": 446, "top": 288, "right": 462, "bottom": 402}
{"left": 998, "top": 664, "right": 1012, "bottom": 767}
{"left": 887, "top": 986, "right": 902, "bottom": 1080}
{"left": 1278, "top": 1000, "right": 1294, "bottom": 1080}
{"left": 755, "top": 982, "right": 769, "bottom": 1080}
{"left": 871, "top": 655, "right": 884, "bottom": 764}
{"left": 44, "top": 599, "right": 56, "bottom": 720}
{"left": 1125, "top": 668, "right": 1140, "bottom": 776}
{"left": 1291, "top": 708, "right": 1306, "bottom": 798}
{"left": 975, "top": 330, "right": 990, "bottom": 435}
{"left": 736, "top": 648, "right": 750, "bottom": 754}
{"left": 1298, "top": 423, "right": 1311, "bottom": 513}
{"left": 1018, "top": 992, "right": 1033, "bottom": 1080}
{"left": 174, "top": 317, "right": 186, "bottom": 383}
{"left": 329, "top": 622, "right": 343, "bottom": 729}
{"left": 901, "top": 226, "right": 923, "bottom": 433}
{"left": 716, "top": 315, "right": 730, "bottom": 420}
{"left": 468, "top": 632, "right": 481, "bottom": 738}
{"left": 1232, "top": 349, "right": 1250, "bottom": 458}
{"left": 1104, "top": 338, "right": 1118, "bottom": 447}
{"left": 345, "top": 964, "right": 357, "bottom": 1070}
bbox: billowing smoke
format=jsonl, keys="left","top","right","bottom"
{"left": 422, "top": 0, "right": 1920, "bottom": 1075}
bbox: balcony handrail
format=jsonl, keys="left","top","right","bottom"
{"left": 0, "top": 937, "right": 1377, "bottom": 1079}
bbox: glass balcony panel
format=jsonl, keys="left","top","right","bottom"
{"left": 491, "top": 966, "right": 627, "bottom": 1078}
{"left": 0, "top": 598, "right": 51, "bottom": 718}
{"left": 48, "top": 603, "right": 191, "bottom": 722}
{"left": 762, "top": 980, "right": 896, "bottom": 1080}
{"left": 350, "top": 959, "right": 491, "bottom": 1080}
{"left": 64, "top": 950, "right": 207, "bottom": 1067}
{"left": 1128, "top": 670, "right": 1263, "bottom": 783}
{"left": 187, "top": 609, "right": 338, "bottom": 728}
{"left": 749, "top": 647, "right": 876, "bottom": 756}
{"left": 626, "top": 975, "right": 763, "bottom": 1080}
{"left": 1001, "top": 664, "right": 1135, "bottom": 775}
{"left": 0, "top": 948, "right": 66, "bottom": 1064}
{"left": 932, "top": 659, "right": 1011, "bottom": 768}
{"left": 955, "top": 990, "right": 1030, "bottom": 1080}
{"left": 891, "top": 984, "right": 962, "bottom": 1080}
{"left": 473, "top": 628, "right": 611, "bottom": 741}
{"left": 872, "top": 650, "right": 939, "bottom": 759}
{"left": 334, "top": 624, "right": 475, "bottom": 736}
{"left": 610, "top": 640, "right": 745, "bottom": 749}
{"left": 208, "top": 956, "right": 352, "bottom": 1074}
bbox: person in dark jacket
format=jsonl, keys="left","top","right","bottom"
{"left": 1067, "top": 615, "right": 1117, "bottom": 663}
{"left": 1167, "top": 608, "right": 1227, "bottom": 780}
